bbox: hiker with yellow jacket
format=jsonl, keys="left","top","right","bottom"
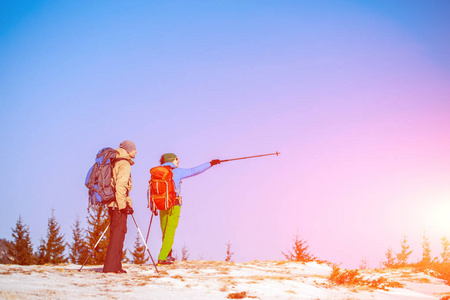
{"left": 103, "top": 140, "right": 136, "bottom": 273}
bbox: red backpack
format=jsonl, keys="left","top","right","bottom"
{"left": 148, "top": 166, "right": 177, "bottom": 211}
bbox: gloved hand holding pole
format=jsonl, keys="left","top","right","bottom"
{"left": 210, "top": 159, "right": 221, "bottom": 166}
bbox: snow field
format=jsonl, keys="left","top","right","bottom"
{"left": 1, "top": 261, "right": 450, "bottom": 299}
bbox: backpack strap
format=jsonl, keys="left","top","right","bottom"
{"left": 113, "top": 157, "right": 128, "bottom": 164}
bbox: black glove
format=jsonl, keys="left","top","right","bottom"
{"left": 120, "top": 204, "right": 134, "bottom": 215}
{"left": 210, "top": 159, "right": 221, "bottom": 166}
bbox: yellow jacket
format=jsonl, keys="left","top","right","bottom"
{"left": 109, "top": 148, "right": 133, "bottom": 210}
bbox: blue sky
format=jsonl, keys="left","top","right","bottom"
{"left": 1, "top": 0, "right": 450, "bottom": 268}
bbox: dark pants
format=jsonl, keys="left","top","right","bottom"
{"left": 103, "top": 208, "right": 127, "bottom": 272}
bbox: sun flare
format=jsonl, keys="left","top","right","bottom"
{"left": 426, "top": 200, "right": 450, "bottom": 238}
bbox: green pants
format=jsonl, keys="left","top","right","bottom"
{"left": 158, "top": 205, "right": 181, "bottom": 261}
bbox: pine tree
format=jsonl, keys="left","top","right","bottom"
{"left": 44, "top": 209, "right": 67, "bottom": 264}
{"left": 383, "top": 247, "right": 396, "bottom": 268}
{"left": 35, "top": 238, "right": 46, "bottom": 265}
{"left": 84, "top": 205, "right": 110, "bottom": 265}
{"left": 7, "top": 216, "right": 35, "bottom": 265}
{"left": 396, "top": 236, "right": 412, "bottom": 267}
{"left": 0, "top": 239, "right": 13, "bottom": 264}
{"left": 122, "top": 249, "right": 130, "bottom": 264}
{"left": 420, "top": 233, "right": 432, "bottom": 266}
{"left": 441, "top": 237, "right": 450, "bottom": 263}
{"left": 69, "top": 217, "right": 86, "bottom": 264}
{"left": 131, "top": 232, "right": 149, "bottom": 264}
{"left": 283, "top": 232, "right": 315, "bottom": 262}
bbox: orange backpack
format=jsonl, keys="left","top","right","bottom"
{"left": 148, "top": 166, "right": 177, "bottom": 211}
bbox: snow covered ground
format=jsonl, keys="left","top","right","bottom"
{"left": 1, "top": 261, "right": 450, "bottom": 299}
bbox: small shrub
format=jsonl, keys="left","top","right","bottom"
{"left": 414, "top": 262, "right": 450, "bottom": 285}
{"left": 329, "top": 264, "right": 404, "bottom": 290}
{"left": 181, "top": 244, "right": 189, "bottom": 261}
{"left": 329, "top": 265, "right": 361, "bottom": 285}
{"left": 225, "top": 241, "right": 235, "bottom": 262}
{"left": 432, "top": 263, "right": 450, "bottom": 285}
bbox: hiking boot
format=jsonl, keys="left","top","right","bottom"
{"left": 158, "top": 259, "right": 174, "bottom": 265}
{"left": 166, "top": 255, "right": 176, "bottom": 262}
{"left": 103, "top": 269, "right": 126, "bottom": 274}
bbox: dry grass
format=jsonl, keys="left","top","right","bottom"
{"left": 171, "top": 274, "right": 185, "bottom": 281}
{"left": 227, "top": 291, "right": 247, "bottom": 299}
{"left": 226, "top": 291, "right": 258, "bottom": 299}
{"left": 0, "top": 289, "right": 61, "bottom": 300}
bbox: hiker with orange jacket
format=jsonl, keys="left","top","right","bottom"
{"left": 154, "top": 153, "right": 220, "bottom": 264}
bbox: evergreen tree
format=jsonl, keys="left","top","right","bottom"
{"left": 441, "top": 237, "right": 450, "bottom": 263}
{"left": 131, "top": 232, "right": 149, "bottom": 264}
{"left": 122, "top": 249, "right": 130, "bottom": 264}
{"left": 283, "top": 232, "right": 315, "bottom": 262}
{"left": 35, "top": 238, "right": 46, "bottom": 265}
{"left": 7, "top": 216, "right": 34, "bottom": 265}
{"left": 0, "top": 239, "right": 13, "bottom": 264}
{"left": 396, "top": 236, "right": 412, "bottom": 267}
{"left": 420, "top": 233, "right": 432, "bottom": 266}
{"left": 44, "top": 209, "right": 67, "bottom": 264}
{"left": 69, "top": 217, "right": 86, "bottom": 264}
{"left": 383, "top": 247, "right": 396, "bottom": 268}
{"left": 84, "top": 205, "right": 110, "bottom": 265}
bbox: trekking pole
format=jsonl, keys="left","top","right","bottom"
{"left": 219, "top": 151, "right": 280, "bottom": 163}
{"left": 131, "top": 214, "right": 159, "bottom": 274}
{"left": 145, "top": 213, "right": 154, "bottom": 244}
{"left": 78, "top": 222, "right": 110, "bottom": 272}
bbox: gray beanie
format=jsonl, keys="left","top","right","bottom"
{"left": 120, "top": 140, "right": 136, "bottom": 153}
